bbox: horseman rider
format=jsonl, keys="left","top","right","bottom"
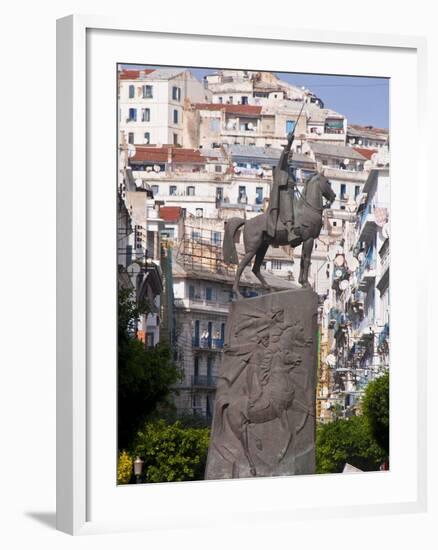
{"left": 266, "top": 131, "right": 300, "bottom": 243}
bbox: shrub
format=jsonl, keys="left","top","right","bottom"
{"left": 316, "top": 415, "right": 386, "bottom": 474}
{"left": 117, "top": 450, "right": 133, "bottom": 484}
{"left": 134, "top": 420, "right": 210, "bottom": 483}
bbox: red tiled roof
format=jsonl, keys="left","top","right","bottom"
{"left": 160, "top": 206, "right": 183, "bottom": 223}
{"left": 194, "top": 103, "right": 262, "bottom": 116}
{"left": 131, "top": 146, "right": 216, "bottom": 164}
{"left": 353, "top": 147, "right": 377, "bottom": 160}
{"left": 349, "top": 124, "right": 388, "bottom": 135}
{"left": 119, "top": 69, "right": 155, "bottom": 80}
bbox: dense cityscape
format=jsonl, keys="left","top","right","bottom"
{"left": 117, "top": 67, "right": 390, "bottom": 481}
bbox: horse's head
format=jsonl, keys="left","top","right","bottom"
{"left": 317, "top": 174, "right": 336, "bottom": 207}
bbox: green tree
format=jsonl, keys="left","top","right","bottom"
{"left": 362, "top": 372, "right": 389, "bottom": 456}
{"left": 134, "top": 420, "right": 210, "bottom": 482}
{"left": 316, "top": 415, "right": 386, "bottom": 474}
{"left": 118, "top": 289, "right": 182, "bottom": 449}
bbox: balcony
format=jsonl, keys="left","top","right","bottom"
{"left": 192, "top": 337, "right": 224, "bottom": 351}
{"left": 323, "top": 167, "right": 368, "bottom": 183}
{"left": 357, "top": 248, "right": 376, "bottom": 290}
{"left": 358, "top": 204, "right": 377, "bottom": 242}
{"left": 191, "top": 375, "right": 218, "bottom": 388}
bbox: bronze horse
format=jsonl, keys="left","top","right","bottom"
{"left": 223, "top": 172, "right": 336, "bottom": 296}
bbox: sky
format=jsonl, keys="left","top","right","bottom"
{"left": 122, "top": 64, "right": 389, "bottom": 129}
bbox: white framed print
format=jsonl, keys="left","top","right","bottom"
{"left": 56, "top": 14, "right": 428, "bottom": 536}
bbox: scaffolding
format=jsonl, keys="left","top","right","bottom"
{"left": 176, "top": 221, "right": 237, "bottom": 279}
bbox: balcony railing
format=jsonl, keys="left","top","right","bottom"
{"left": 192, "top": 337, "right": 224, "bottom": 350}
{"left": 191, "top": 375, "right": 218, "bottom": 387}
{"left": 357, "top": 248, "right": 376, "bottom": 289}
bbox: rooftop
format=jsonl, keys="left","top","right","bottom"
{"left": 160, "top": 206, "right": 184, "bottom": 223}
{"left": 194, "top": 102, "right": 262, "bottom": 117}
{"left": 348, "top": 125, "right": 389, "bottom": 139}
{"left": 309, "top": 142, "right": 368, "bottom": 161}
{"left": 131, "top": 146, "right": 217, "bottom": 164}
{"left": 353, "top": 147, "right": 378, "bottom": 160}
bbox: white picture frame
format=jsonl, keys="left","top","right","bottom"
{"left": 56, "top": 14, "right": 428, "bottom": 536}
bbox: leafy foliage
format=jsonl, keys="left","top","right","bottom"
{"left": 362, "top": 372, "right": 389, "bottom": 456}
{"left": 134, "top": 420, "right": 210, "bottom": 483}
{"left": 118, "top": 289, "right": 182, "bottom": 449}
{"left": 316, "top": 415, "right": 386, "bottom": 474}
{"left": 117, "top": 451, "right": 133, "bottom": 485}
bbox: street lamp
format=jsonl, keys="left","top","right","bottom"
{"left": 133, "top": 456, "right": 144, "bottom": 484}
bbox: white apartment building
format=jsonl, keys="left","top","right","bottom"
{"left": 119, "top": 67, "right": 210, "bottom": 147}
{"left": 204, "top": 69, "right": 324, "bottom": 107}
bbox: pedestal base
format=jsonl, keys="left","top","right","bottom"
{"left": 205, "top": 288, "right": 318, "bottom": 480}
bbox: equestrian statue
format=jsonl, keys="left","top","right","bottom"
{"left": 223, "top": 130, "right": 336, "bottom": 297}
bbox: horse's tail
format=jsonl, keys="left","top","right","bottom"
{"left": 223, "top": 217, "right": 245, "bottom": 265}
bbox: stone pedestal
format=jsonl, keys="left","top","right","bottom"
{"left": 205, "top": 288, "right": 318, "bottom": 480}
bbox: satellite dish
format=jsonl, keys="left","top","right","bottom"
{"left": 348, "top": 257, "right": 359, "bottom": 271}
{"left": 334, "top": 254, "right": 345, "bottom": 267}
{"left": 153, "top": 164, "right": 160, "bottom": 173}
{"left": 358, "top": 140, "right": 363, "bottom": 145}
{"left": 135, "top": 178, "right": 142, "bottom": 187}
{"left": 344, "top": 158, "right": 350, "bottom": 165}
{"left": 127, "top": 144, "right": 136, "bottom": 158}
{"left": 334, "top": 268, "right": 343, "bottom": 279}
{"left": 339, "top": 280, "right": 349, "bottom": 291}
{"left": 247, "top": 122, "right": 254, "bottom": 130}
{"left": 382, "top": 223, "right": 390, "bottom": 239}
{"left": 326, "top": 354, "right": 336, "bottom": 367}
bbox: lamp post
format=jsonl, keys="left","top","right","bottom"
{"left": 133, "top": 456, "right": 144, "bottom": 484}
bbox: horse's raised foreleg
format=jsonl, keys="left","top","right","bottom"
{"left": 252, "top": 242, "right": 270, "bottom": 290}
{"left": 299, "top": 237, "right": 314, "bottom": 288}
{"left": 233, "top": 251, "right": 256, "bottom": 298}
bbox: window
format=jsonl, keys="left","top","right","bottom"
{"left": 187, "top": 186, "right": 195, "bottom": 196}
{"left": 212, "top": 231, "right": 221, "bottom": 245}
{"left": 340, "top": 184, "right": 346, "bottom": 200}
{"left": 128, "top": 85, "right": 135, "bottom": 98}
{"left": 172, "top": 86, "right": 181, "bottom": 101}
{"left": 228, "top": 96, "right": 233, "bottom": 104}
{"left": 128, "top": 132, "right": 134, "bottom": 144}
{"left": 151, "top": 184, "right": 159, "bottom": 196}
{"left": 173, "top": 133, "right": 179, "bottom": 146}
{"left": 272, "top": 260, "right": 282, "bottom": 270}
{"left": 215, "top": 165, "right": 222, "bottom": 173}
{"left": 238, "top": 186, "right": 247, "bottom": 203}
{"left": 128, "top": 108, "right": 137, "bottom": 121}
{"left": 195, "top": 208, "right": 203, "bottom": 218}
{"left": 218, "top": 97, "right": 223, "bottom": 103}
{"left": 142, "top": 85, "right": 153, "bottom": 98}
{"left": 173, "top": 109, "right": 179, "bottom": 124}
{"left": 255, "top": 187, "right": 263, "bottom": 205}
{"left": 194, "top": 356, "right": 199, "bottom": 378}
{"left": 241, "top": 96, "right": 248, "bottom": 105}
{"left": 355, "top": 185, "right": 360, "bottom": 199}
{"left": 286, "top": 120, "right": 296, "bottom": 134}
{"left": 169, "top": 185, "right": 177, "bottom": 196}
{"left": 210, "top": 118, "right": 220, "bottom": 132}
{"left": 216, "top": 187, "right": 223, "bottom": 202}
{"left": 144, "top": 132, "right": 150, "bottom": 144}
{"left": 188, "top": 284, "right": 195, "bottom": 299}
{"left": 205, "top": 287, "right": 213, "bottom": 301}
{"left": 141, "top": 108, "right": 150, "bottom": 122}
